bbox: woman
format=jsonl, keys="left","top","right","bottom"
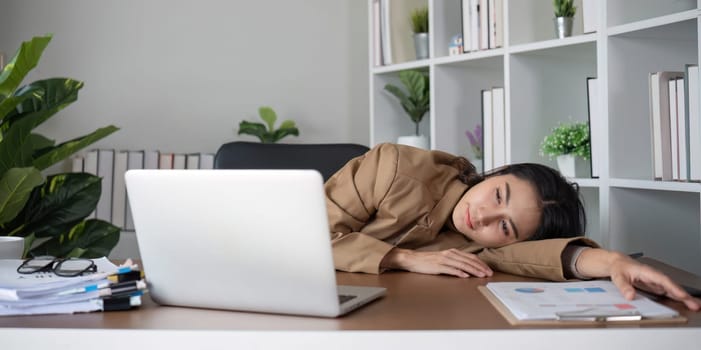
{"left": 326, "top": 143, "right": 700, "bottom": 310}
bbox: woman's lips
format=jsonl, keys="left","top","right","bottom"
{"left": 465, "top": 207, "right": 473, "bottom": 229}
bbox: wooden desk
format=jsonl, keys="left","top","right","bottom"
{"left": 1, "top": 271, "right": 700, "bottom": 349}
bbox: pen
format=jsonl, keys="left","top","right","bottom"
{"left": 107, "top": 270, "right": 142, "bottom": 283}
{"left": 56, "top": 279, "right": 147, "bottom": 297}
{"left": 100, "top": 280, "right": 148, "bottom": 297}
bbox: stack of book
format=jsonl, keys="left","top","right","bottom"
{"left": 0, "top": 258, "right": 146, "bottom": 316}
{"left": 648, "top": 65, "right": 700, "bottom": 182}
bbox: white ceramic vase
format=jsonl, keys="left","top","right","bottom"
{"left": 556, "top": 154, "right": 589, "bottom": 178}
{"left": 397, "top": 135, "right": 429, "bottom": 150}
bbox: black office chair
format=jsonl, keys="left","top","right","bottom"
{"left": 213, "top": 141, "right": 370, "bottom": 181}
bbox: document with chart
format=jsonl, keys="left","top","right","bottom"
{"left": 482, "top": 280, "right": 679, "bottom": 321}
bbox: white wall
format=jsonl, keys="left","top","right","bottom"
{"left": 0, "top": 0, "right": 370, "bottom": 156}
{"left": 0, "top": 0, "right": 369, "bottom": 259}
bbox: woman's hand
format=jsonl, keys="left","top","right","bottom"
{"left": 576, "top": 248, "right": 701, "bottom": 311}
{"left": 380, "top": 247, "right": 493, "bottom": 278}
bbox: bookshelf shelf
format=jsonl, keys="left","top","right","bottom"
{"left": 368, "top": 0, "right": 701, "bottom": 274}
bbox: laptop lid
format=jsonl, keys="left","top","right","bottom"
{"left": 125, "top": 169, "right": 384, "bottom": 317}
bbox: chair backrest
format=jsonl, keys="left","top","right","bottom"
{"left": 213, "top": 141, "right": 370, "bottom": 181}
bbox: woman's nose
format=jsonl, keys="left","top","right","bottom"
{"left": 476, "top": 207, "right": 501, "bottom": 227}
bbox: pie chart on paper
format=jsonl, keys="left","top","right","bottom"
{"left": 514, "top": 287, "right": 545, "bottom": 294}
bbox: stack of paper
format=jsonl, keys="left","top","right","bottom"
{"left": 485, "top": 280, "right": 679, "bottom": 321}
{"left": 0, "top": 257, "right": 147, "bottom": 316}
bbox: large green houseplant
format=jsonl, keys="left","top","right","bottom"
{"left": 0, "top": 34, "right": 120, "bottom": 258}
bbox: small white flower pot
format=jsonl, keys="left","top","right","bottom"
{"left": 397, "top": 135, "right": 429, "bottom": 150}
{"left": 556, "top": 154, "right": 589, "bottom": 178}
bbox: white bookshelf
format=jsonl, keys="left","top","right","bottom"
{"left": 368, "top": 0, "right": 701, "bottom": 274}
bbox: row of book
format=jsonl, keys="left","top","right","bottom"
{"left": 0, "top": 258, "right": 145, "bottom": 316}
{"left": 649, "top": 65, "right": 700, "bottom": 182}
{"left": 72, "top": 150, "right": 216, "bottom": 231}
{"left": 481, "top": 86, "right": 506, "bottom": 170}
{"left": 461, "top": 0, "right": 504, "bottom": 53}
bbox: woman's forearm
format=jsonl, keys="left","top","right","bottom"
{"left": 574, "top": 248, "right": 629, "bottom": 278}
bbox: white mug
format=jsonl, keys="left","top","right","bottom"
{"left": 0, "top": 236, "right": 25, "bottom": 259}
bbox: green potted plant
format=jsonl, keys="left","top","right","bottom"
{"left": 0, "top": 34, "right": 121, "bottom": 258}
{"left": 553, "top": 0, "right": 576, "bottom": 38}
{"left": 410, "top": 6, "right": 429, "bottom": 60}
{"left": 237, "top": 106, "right": 299, "bottom": 143}
{"left": 384, "top": 69, "right": 430, "bottom": 149}
{"left": 540, "top": 121, "right": 590, "bottom": 178}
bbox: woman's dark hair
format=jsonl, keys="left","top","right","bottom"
{"left": 457, "top": 161, "right": 586, "bottom": 241}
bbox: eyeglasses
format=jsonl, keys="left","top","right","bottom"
{"left": 17, "top": 256, "right": 97, "bottom": 277}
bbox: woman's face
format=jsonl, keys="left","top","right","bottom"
{"left": 452, "top": 174, "right": 541, "bottom": 248}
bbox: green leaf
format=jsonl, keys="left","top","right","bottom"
{"left": 28, "top": 133, "right": 55, "bottom": 153}
{"left": 238, "top": 121, "right": 269, "bottom": 142}
{"left": 7, "top": 173, "right": 101, "bottom": 238}
{"left": 0, "top": 35, "right": 52, "bottom": 96}
{"left": 4, "top": 78, "right": 83, "bottom": 126}
{"left": 384, "top": 84, "right": 410, "bottom": 105}
{"left": 400, "top": 71, "right": 426, "bottom": 101}
{"left": 271, "top": 126, "right": 300, "bottom": 143}
{"left": 278, "top": 119, "right": 297, "bottom": 130}
{"left": 0, "top": 85, "right": 42, "bottom": 127}
{"left": 0, "top": 167, "right": 43, "bottom": 226}
{"left": 0, "top": 111, "right": 41, "bottom": 175}
{"left": 258, "top": 106, "right": 277, "bottom": 132}
{"left": 29, "top": 219, "right": 120, "bottom": 258}
{"left": 32, "top": 125, "right": 119, "bottom": 170}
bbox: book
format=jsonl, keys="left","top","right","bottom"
{"left": 144, "top": 150, "right": 159, "bottom": 169}
{"left": 649, "top": 71, "right": 683, "bottom": 180}
{"left": 481, "top": 89, "right": 493, "bottom": 171}
{"left": 686, "top": 65, "right": 700, "bottom": 181}
{"left": 96, "top": 149, "right": 114, "bottom": 222}
{"left": 479, "top": 0, "right": 489, "bottom": 50}
{"left": 491, "top": 87, "right": 505, "bottom": 168}
{"left": 84, "top": 150, "right": 99, "bottom": 219}
{"left": 172, "top": 154, "right": 186, "bottom": 170}
{"left": 158, "top": 152, "right": 173, "bottom": 170}
{"left": 676, "top": 78, "right": 688, "bottom": 181}
{"left": 199, "top": 153, "right": 215, "bottom": 169}
{"left": 111, "top": 151, "right": 128, "bottom": 229}
{"left": 669, "top": 79, "right": 680, "bottom": 180}
{"left": 372, "top": 0, "right": 382, "bottom": 66}
{"left": 493, "top": 0, "right": 503, "bottom": 48}
{"left": 479, "top": 280, "right": 684, "bottom": 325}
{"left": 461, "top": 0, "right": 472, "bottom": 53}
{"left": 582, "top": 0, "right": 599, "bottom": 34}
{"left": 125, "top": 150, "right": 145, "bottom": 231}
{"left": 469, "top": 0, "right": 479, "bottom": 52}
{"left": 186, "top": 153, "right": 200, "bottom": 169}
{"left": 71, "top": 156, "right": 83, "bottom": 173}
{"left": 587, "top": 77, "right": 601, "bottom": 178}
{"left": 380, "top": 0, "right": 392, "bottom": 65}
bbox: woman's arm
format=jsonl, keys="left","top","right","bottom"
{"left": 575, "top": 248, "right": 701, "bottom": 311}
{"left": 380, "top": 247, "right": 493, "bottom": 278}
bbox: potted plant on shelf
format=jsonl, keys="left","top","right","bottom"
{"left": 540, "top": 121, "right": 591, "bottom": 178}
{"left": 0, "top": 34, "right": 121, "bottom": 258}
{"left": 553, "top": 0, "right": 576, "bottom": 38}
{"left": 410, "top": 6, "right": 429, "bottom": 60}
{"left": 237, "top": 106, "right": 299, "bottom": 143}
{"left": 384, "top": 69, "right": 430, "bottom": 149}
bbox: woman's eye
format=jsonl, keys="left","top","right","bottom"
{"left": 501, "top": 220, "right": 509, "bottom": 235}
{"left": 496, "top": 188, "right": 502, "bottom": 204}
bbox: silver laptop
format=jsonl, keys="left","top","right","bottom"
{"left": 125, "top": 169, "right": 386, "bottom": 317}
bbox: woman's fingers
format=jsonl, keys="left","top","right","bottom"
{"left": 441, "top": 249, "right": 493, "bottom": 277}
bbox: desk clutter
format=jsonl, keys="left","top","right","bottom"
{"left": 0, "top": 257, "right": 146, "bottom": 316}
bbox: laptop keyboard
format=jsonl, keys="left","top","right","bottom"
{"left": 338, "top": 294, "right": 357, "bottom": 304}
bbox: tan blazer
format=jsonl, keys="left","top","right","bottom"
{"left": 325, "top": 143, "right": 597, "bottom": 281}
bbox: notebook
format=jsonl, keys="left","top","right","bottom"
{"left": 124, "top": 169, "right": 385, "bottom": 317}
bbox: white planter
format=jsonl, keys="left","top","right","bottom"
{"left": 556, "top": 154, "right": 589, "bottom": 178}
{"left": 397, "top": 135, "right": 429, "bottom": 150}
